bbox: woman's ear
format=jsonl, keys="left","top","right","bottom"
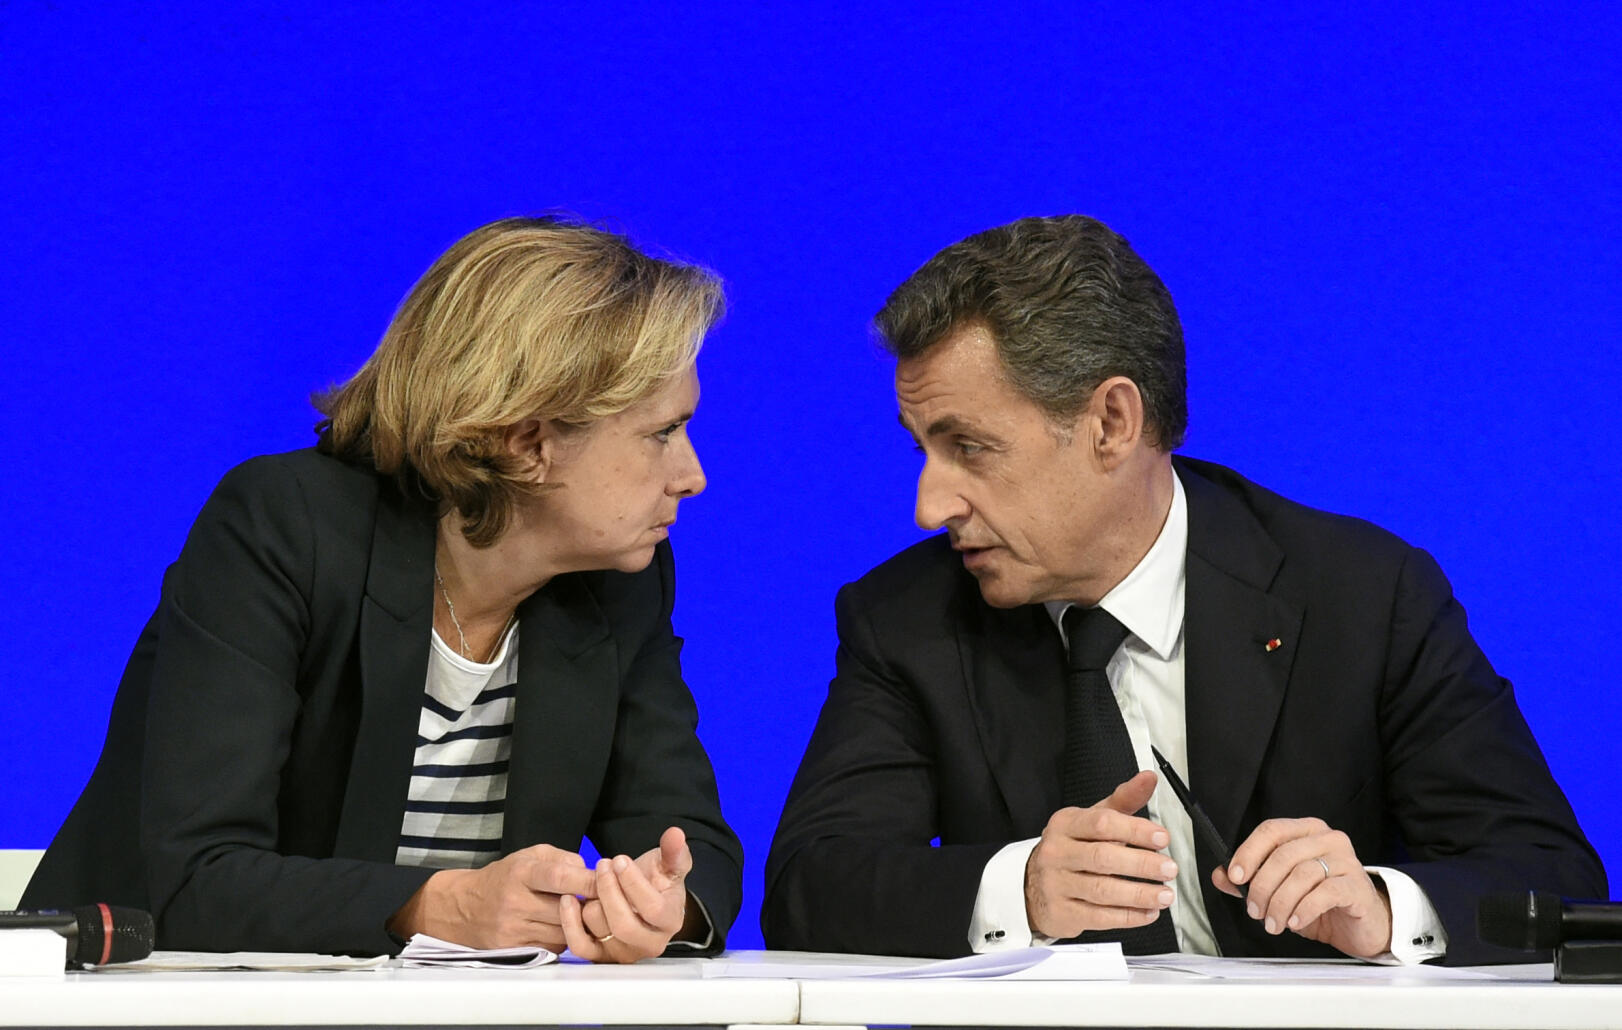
{"left": 503, "top": 418, "right": 556, "bottom": 484}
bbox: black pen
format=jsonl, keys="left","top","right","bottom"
{"left": 1150, "top": 745, "right": 1247, "bottom": 899}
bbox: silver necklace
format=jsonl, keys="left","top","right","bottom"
{"left": 434, "top": 564, "right": 472, "bottom": 659}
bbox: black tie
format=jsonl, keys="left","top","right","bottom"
{"left": 1061, "top": 605, "right": 1179, "bottom": 954}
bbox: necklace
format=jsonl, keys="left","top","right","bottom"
{"left": 434, "top": 564, "right": 517, "bottom": 664}
{"left": 434, "top": 564, "right": 472, "bottom": 659}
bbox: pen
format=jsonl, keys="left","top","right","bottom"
{"left": 1149, "top": 745, "right": 1247, "bottom": 898}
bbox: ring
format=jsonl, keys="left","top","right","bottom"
{"left": 596, "top": 933, "right": 615, "bottom": 943}
{"left": 1315, "top": 857, "right": 1331, "bottom": 878}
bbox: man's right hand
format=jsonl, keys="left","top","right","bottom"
{"left": 387, "top": 844, "right": 598, "bottom": 951}
{"left": 1024, "top": 770, "right": 1178, "bottom": 940}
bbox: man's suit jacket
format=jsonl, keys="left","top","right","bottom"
{"left": 763, "top": 456, "right": 1604, "bottom": 964}
{"left": 24, "top": 449, "right": 742, "bottom": 956}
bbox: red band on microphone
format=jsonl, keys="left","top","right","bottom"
{"left": 97, "top": 902, "right": 114, "bottom": 965}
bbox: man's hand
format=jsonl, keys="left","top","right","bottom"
{"left": 387, "top": 844, "right": 596, "bottom": 952}
{"left": 1213, "top": 817, "right": 1392, "bottom": 958}
{"left": 1024, "top": 770, "right": 1178, "bottom": 940}
{"left": 559, "top": 826, "right": 695, "bottom": 963}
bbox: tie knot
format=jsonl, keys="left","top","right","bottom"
{"left": 1063, "top": 605, "right": 1130, "bottom": 672}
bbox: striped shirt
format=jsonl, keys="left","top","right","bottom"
{"left": 395, "top": 623, "right": 520, "bottom": 869}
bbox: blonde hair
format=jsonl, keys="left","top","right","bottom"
{"left": 315, "top": 215, "right": 724, "bottom": 546}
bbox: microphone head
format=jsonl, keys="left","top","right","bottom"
{"left": 70, "top": 905, "right": 155, "bottom": 966}
{"left": 1478, "top": 891, "right": 1563, "bottom": 950}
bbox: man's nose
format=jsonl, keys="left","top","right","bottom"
{"left": 915, "top": 459, "right": 969, "bottom": 530}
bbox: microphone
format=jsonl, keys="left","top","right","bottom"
{"left": 0, "top": 904, "right": 155, "bottom": 966}
{"left": 1477, "top": 891, "right": 1622, "bottom": 950}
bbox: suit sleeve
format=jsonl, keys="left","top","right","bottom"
{"left": 1378, "top": 546, "right": 1607, "bottom": 964}
{"left": 586, "top": 542, "right": 744, "bottom": 955}
{"left": 141, "top": 459, "right": 432, "bottom": 955}
{"left": 762, "top": 581, "right": 1003, "bottom": 957}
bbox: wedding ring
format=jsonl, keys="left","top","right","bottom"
{"left": 597, "top": 933, "right": 615, "bottom": 943}
{"left": 1315, "top": 857, "right": 1331, "bottom": 878}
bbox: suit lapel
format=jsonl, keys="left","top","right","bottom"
{"left": 1179, "top": 462, "right": 1303, "bottom": 856}
{"left": 335, "top": 487, "right": 436, "bottom": 862}
{"left": 502, "top": 574, "right": 616, "bottom": 851}
{"left": 960, "top": 585, "right": 1070, "bottom": 835}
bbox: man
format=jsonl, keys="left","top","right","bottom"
{"left": 762, "top": 215, "right": 1604, "bottom": 964}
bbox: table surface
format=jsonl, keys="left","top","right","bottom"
{"left": 1, "top": 950, "right": 1617, "bottom": 1029}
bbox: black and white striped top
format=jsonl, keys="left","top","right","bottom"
{"left": 395, "top": 624, "right": 520, "bottom": 869}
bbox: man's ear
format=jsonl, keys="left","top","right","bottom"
{"left": 1091, "top": 376, "right": 1146, "bottom": 469}
{"left": 502, "top": 418, "right": 559, "bottom": 484}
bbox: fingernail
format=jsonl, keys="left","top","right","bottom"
{"left": 596, "top": 859, "right": 609, "bottom": 872}
{"left": 1157, "top": 890, "right": 1174, "bottom": 906}
{"left": 1265, "top": 917, "right": 1277, "bottom": 934}
{"left": 1152, "top": 831, "right": 1169, "bottom": 848}
{"left": 615, "top": 855, "right": 631, "bottom": 872}
{"left": 1288, "top": 915, "right": 1301, "bottom": 929}
{"left": 1229, "top": 864, "right": 1245, "bottom": 882}
{"left": 1160, "top": 861, "right": 1177, "bottom": 879}
{"left": 1247, "top": 902, "right": 1259, "bottom": 920}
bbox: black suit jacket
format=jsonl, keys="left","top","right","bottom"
{"left": 763, "top": 457, "right": 1604, "bottom": 963}
{"left": 25, "top": 449, "right": 742, "bottom": 956}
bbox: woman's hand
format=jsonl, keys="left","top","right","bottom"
{"left": 558, "top": 826, "right": 697, "bottom": 963}
{"left": 387, "top": 844, "right": 597, "bottom": 952}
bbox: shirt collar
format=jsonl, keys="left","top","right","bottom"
{"left": 1044, "top": 468, "right": 1187, "bottom": 661}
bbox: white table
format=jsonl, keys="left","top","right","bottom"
{"left": 3, "top": 952, "right": 1618, "bottom": 1029}
{"left": 794, "top": 959, "right": 1621, "bottom": 1029}
{"left": 0, "top": 956, "right": 798, "bottom": 1027}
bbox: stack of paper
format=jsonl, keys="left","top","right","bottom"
{"left": 399, "top": 934, "right": 556, "bottom": 969}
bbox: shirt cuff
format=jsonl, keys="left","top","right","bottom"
{"left": 969, "top": 839, "right": 1046, "bottom": 952}
{"left": 662, "top": 892, "right": 715, "bottom": 952}
{"left": 1362, "top": 866, "right": 1447, "bottom": 965}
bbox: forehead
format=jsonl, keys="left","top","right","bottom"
{"left": 895, "top": 325, "right": 1041, "bottom": 432}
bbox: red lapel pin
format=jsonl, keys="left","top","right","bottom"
{"left": 1264, "top": 637, "right": 1282, "bottom": 653}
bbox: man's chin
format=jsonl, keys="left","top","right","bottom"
{"left": 964, "top": 565, "right": 1032, "bottom": 609}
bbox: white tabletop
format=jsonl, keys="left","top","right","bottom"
{"left": 793, "top": 959, "right": 1621, "bottom": 1029}
{"left": 0, "top": 956, "right": 799, "bottom": 1027}
{"left": 3, "top": 951, "right": 1618, "bottom": 1029}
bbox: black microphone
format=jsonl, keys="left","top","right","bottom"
{"left": 0, "top": 904, "right": 155, "bottom": 966}
{"left": 1477, "top": 891, "right": 1622, "bottom": 950}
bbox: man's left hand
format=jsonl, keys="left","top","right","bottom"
{"left": 1213, "top": 817, "right": 1391, "bottom": 959}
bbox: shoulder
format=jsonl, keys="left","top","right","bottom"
{"left": 836, "top": 534, "right": 979, "bottom": 636}
{"left": 1173, "top": 455, "right": 1443, "bottom": 601}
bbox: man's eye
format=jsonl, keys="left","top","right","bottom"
{"left": 956, "top": 439, "right": 984, "bottom": 457}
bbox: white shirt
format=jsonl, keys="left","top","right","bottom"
{"left": 967, "top": 469, "right": 1446, "bottom": 963}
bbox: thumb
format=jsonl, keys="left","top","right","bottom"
{"left": 1098, "top": 769, "right": 1159, "bottom": 816}
{"left": 659, "top": 825, "right": 692, "bottom": 880}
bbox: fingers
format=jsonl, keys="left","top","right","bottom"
{"left": 1025, "top": 786, "right": 1178, "bottom": 940}
{"left": 1226, "top": 818, "right": 1389, "bottom": 955}
{"left": 559, "top": 893, "right": 606, "bottom": 962}
{"left": 517, "top": 844, "right": 597, "bottom": 898}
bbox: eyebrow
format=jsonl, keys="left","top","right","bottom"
{"left": 898, "top": 412, "right": 977, "bottom": 438}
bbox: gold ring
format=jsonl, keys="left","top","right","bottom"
{"left": 1315, "top": 857, "right": 1331, "bottom": 878}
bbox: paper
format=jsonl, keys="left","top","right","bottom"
{"left": 100, "top": 950, "right": 388, "bottom": 972}
{"left": 1128, "top": 954, "right": 1504, "bottom": 981}
{"left": 399, "top": 933, "right": 556, "bottom": 969}
{"left": 0, "top": 928, "right": 65, "bottom": 979}
{"left": 703, "top": 943, "right": 1126, "bottom": 981}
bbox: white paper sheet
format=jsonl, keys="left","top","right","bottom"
{"left": 98, "top": 950, "right": 388, "bottom": 972}
{"left": 703, "top": 943, "right": 1127, "bottom": 981}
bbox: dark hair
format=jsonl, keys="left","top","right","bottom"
{"left": 873, "top": 215, "right": 1186, "bottom": 450}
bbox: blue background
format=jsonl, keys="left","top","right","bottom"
{"left": 4, "top": 4, "right": 1617, "bottom": 950}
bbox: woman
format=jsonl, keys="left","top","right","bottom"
{"left": 24, "top": 216, "right": 743, "bottom": 961}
